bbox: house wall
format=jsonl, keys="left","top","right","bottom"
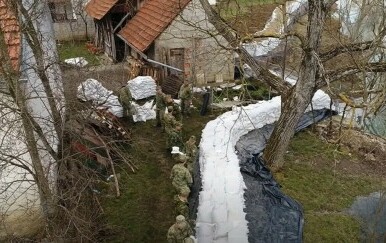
{"left": 0, "top": 1, "right": 64, "bottom": 238}
{"left": 154, "top": 0, "right": 234, "bottom": 84}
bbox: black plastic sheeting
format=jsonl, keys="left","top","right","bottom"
{"left": 188, "top": 108, "right": 336, "bottom": 242}
{"left": 188, "top": 152, "right": 202, "bottom": 223}
{"left": 236, "top": 108, "right": 336, "bottom": 243}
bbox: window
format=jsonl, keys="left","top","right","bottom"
{"left": 48, "top": 0, "right": 76, "bottom": 23}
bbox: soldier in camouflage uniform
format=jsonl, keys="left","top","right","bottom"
{"left": 155, "top": 86, "right": 167, "bottom": 128}
{"left": 167, "top": 215, "right": 194, "bottom": 243}
{"left": 184, "top": 135, "right": 198, "bottom": 174}
{"left": 178, "top": 81, "right": 193, "bottom": 116}
{"left": 168, "top": 125, "right": 184, "bottom": 152}
{"left": 164, "top": 106, "right": 184, "bottom": 150}
{"left": 118, "top": 85, "right": 132, "bottom": 118}
{"left": 174, "top": 187, "right": 189, "bottom": 219}
{"left": 165, "top": 95, "right": 182, "bottom": 122}
{"left": 164, "top": 106, "right": 179, "bottom": 133}
{"left": 170, "top": 154, "right": 192, "bottom": 195}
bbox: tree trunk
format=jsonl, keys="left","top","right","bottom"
{"left": 263, "top": 0, "right": 327, "bottom": 170}
{"left": 197, "top": 0, "right": 333, "bottom": 169}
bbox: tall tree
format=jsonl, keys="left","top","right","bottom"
{"left": 198, "top": 0, "right": 386, "bottom": 170}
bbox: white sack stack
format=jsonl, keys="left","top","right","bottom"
{"left": 127, "top": 76, "right": 156, "bottom": 100}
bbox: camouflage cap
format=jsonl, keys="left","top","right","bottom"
{"left": 176, "top": 215, "right": 185, "bottom": 222}
{"left": 178, "top": 154, "right": 188, "bottom": 162}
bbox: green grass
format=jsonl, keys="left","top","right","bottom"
{"left": 57, "top": 41, "right": 101, "bottom": 66}
{"left": 275, "top": 131, "right": 383, "bottom": 242}
{"left": 304, "top": 214, "right": 361, "bottom": 242}
{"left": 100, "top": 121, "right": 175, "bottom": 242}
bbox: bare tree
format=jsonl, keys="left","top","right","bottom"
{"left": 0, "top": 0, "right": 113, "bottom": 240}
{"left": 196, "top": 0, "right": 386, "bottom": 170}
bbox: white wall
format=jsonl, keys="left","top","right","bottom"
{"left": 154, "top": 0, "right": 234, "bottom": 84}
{"left": 0, "top": 0, "right": 64, "bottom": 237}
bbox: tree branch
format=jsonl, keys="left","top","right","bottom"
{"left": 317, "top": 62, "right": 386, "bottom": 88}
{"left": 320, "top": 41, "right": 377, "bottom": 62}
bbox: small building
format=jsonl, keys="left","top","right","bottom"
{"left": 85, "top": 0, "right": 234, "bottom": 84}
{"left": 85, "top": 0, "right": 135, "bottom": 62}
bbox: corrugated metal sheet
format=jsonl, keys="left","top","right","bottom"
{"left": 118, "top": 0, "right": 191, "bottom": 52}
{"left": 0, "top": 0, "right": 20, "bottom": 71}
{"left": 85, "top": 0, "right": 119, "bottom": 20}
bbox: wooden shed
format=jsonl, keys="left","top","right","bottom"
{"left": 85, "top": 0, "right": 141, "bottom": 62}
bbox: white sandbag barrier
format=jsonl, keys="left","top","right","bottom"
{"left": 195, "top": 90, "right": 332, "bottom": 242}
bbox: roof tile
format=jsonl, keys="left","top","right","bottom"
{"left": 119, "top": 0, "right": 191, "bottom": 52}
{"left": 85, "top": 0, "right": 119, "bottom": 20}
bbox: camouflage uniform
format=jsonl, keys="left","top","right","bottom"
{"left": 170, "top": 163, "right": 192, "bottom": 195}
{"left": 178, "top": 83, "right": 192, "bottom": 115}
{"left": 174, "top": 195, "right": 189, "bottom": 219}
{"left": 164, "top": 110, "right": 180, "bottom": 134}
{"left": 172, "top": 102, "right": 183, "bottom": 122}
{"left": 118, "top": 86, "right": 132, "bottom": 117}
{"left": 184, "top": 136, "right": 197, "bottom": 173}
{"left": 167, "top": 215, "right": 193, "bottom": 243}
{"left": 164, "top": 108, "right": 184, "bottom": 150}
{"left": 167, "top": 129, "right": 184, "bottom": 151}
{"left": 155, "top": 88, "right": 167, "bottom": 128}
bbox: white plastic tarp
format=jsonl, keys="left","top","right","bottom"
{"left": 64, "top": 57, "right": 88, "bottom": 67}
{"left": 77, "top": 78, "right": 157, "bottom": 122}
{"left": 77, "top": 78, "right": 123, "bottom": 117}
{"left": 131, "top": 100, "right": 156, "bottom": 122}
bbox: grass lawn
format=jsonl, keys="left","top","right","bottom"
{"left": 57, "top": 40, "right": 101, "bottom": 66}
{"left": 277, "top": 131, "right": 384, "bottom": 242}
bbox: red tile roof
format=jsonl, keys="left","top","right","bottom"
{"left": 0, "top": 0, "right": 20, "bottom": 70}
{"left": 85, "top": 0, "right": 119, "bottom": 20}
{"left": 118, "top": 0, "right": 191, "bottom": 52}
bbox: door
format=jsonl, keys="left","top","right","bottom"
{"left": 169, "top": 48, "right": 184, "bottom": 79}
